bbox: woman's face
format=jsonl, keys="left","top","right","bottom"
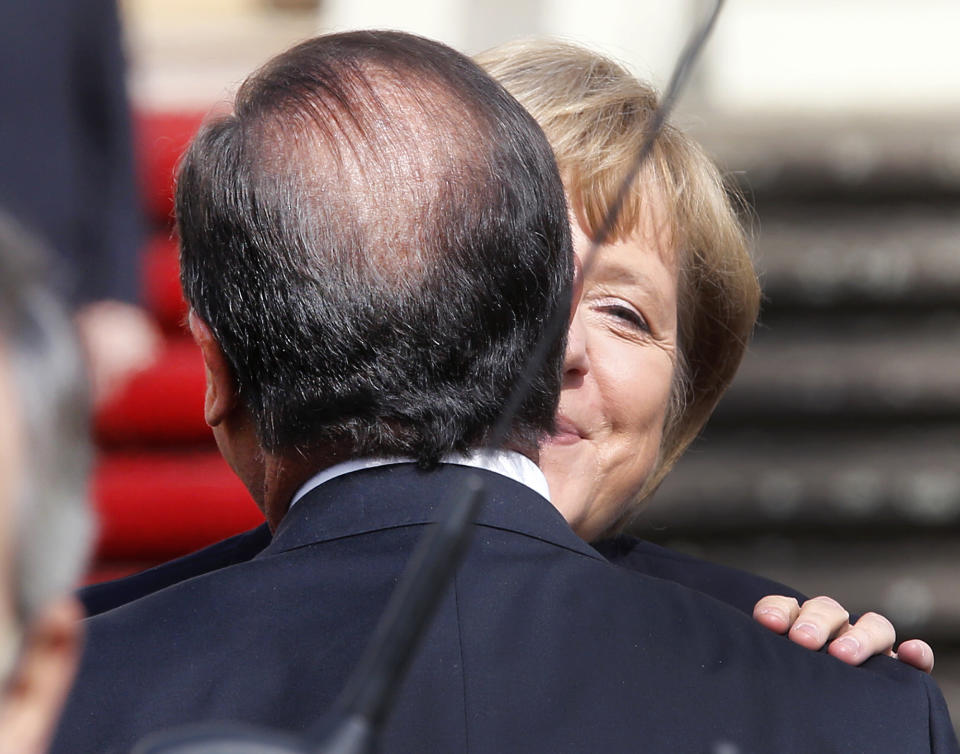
{"left": 540, "top": 203, "right": 680, "bottom": 542}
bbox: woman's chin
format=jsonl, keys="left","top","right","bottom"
{"left": 540, "top": 437, "right": 611, "bottom": 535}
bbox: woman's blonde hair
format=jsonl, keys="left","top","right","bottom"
{"left": 477, "top": 39, "right": 761, "bottom": 529}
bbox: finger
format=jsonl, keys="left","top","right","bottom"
{"left": 895, "top": 639, "right": 935, "bottom": 673}
{"left": 753, "top": 595, "right": 800, "bottom": 635}
{"left": 788, "top": 596, "right": 850, "bottom": 650}
{"left": 828, "top": 612, "right": 895, "bottom": 666}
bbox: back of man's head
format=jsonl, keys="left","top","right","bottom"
{"left": 177, "top": 31, "right": 572, "bottom": 466}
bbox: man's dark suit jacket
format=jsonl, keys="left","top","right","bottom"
{"left": 80, "top": 524, "right": 806, "bottom": 621}
{"left": 57, "top": 464, "right": 957, "bottom": 753}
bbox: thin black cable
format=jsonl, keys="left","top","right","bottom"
{"left": 316, "top": 475, "right": 485, "bottom": 754}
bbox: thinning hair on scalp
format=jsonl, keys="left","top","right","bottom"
{"left": 177, "top": 31, "right": 573, "bottom": 465}
{"left": 477, "top": 39, "right": 761, "bottom": 525}
{"left": 0, "top": 212, "right": 93, "bottom": 628}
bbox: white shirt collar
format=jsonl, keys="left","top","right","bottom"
{"left": 288, "top": 449, "right": 550, "bottom": 510}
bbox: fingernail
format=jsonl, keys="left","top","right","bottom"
{"left": 756, "top": 607, "right": 786, "bottom": 623}
{"left": 791, "top": 622, "right": 820, "bottom": 643}
{"left": 833, "top": 636, "right": 861, "bottom": 656}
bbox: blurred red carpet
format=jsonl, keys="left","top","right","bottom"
{"left": 88, "top": 110, "right": 264, "bottom": 583}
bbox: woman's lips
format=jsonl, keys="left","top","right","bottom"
{"left": 548, "top": 416, "right": 583, "bottom": 445}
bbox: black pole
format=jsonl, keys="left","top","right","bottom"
{"left": 315, "top": 474, "right": 486, "bottom": 754}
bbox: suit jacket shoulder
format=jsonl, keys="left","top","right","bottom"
{"left": 79, "top": 524, "right": 272, "bottom": 617}
{"left": 595, "top": 534, "right": 808, "bottom": 615}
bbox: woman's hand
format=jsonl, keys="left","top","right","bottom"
{"left": 753, "top": 595, "right": 935, "bottom": 673}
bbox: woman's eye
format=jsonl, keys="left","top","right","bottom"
{"left": 599, "top": 302, "right": 649, "bottom": 332}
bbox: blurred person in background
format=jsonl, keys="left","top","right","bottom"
{"left": 0, "top": 213, "right": 94, "bottom": 753}
{"left": 0, "top": 0, "right": 161, "bottom": 406}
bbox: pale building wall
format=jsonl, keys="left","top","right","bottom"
{"left": 318, "top": 0, "right": 694, "bottom": 94}
{"left": 706, "top": 0, "right": 960, "bottom": 115}
{"left": 121, "top": 0, "right": 960, "bottom": 118}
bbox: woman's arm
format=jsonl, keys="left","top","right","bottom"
{"left": 595, "top": 535, "right": 934, "bottom": 672}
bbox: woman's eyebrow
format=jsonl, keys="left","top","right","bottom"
{"left": 589, "top": 259, "right": 667, "bottom": 295}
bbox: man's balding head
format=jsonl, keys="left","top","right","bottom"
{"left": 177, "top": 31, "right": 572, "bottom": 467}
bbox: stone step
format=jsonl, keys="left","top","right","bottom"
{"left": 753, "top": 204, "right": 960, "bottom": 307}
{"left": 647, "top": 426, "right": 960, "bottom": 530}
{"left": 687, "top": 114, "right": 960, "bottom": 201}
{"left": 715, "top": 316, "right": 960, "bottom": 419}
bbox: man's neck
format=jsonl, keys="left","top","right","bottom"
{"left": 260, "top": 445, "right": 355, "bottom": 530}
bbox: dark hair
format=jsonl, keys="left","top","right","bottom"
{"left": 177, "top": 31, "right": 572, "bottom": 465}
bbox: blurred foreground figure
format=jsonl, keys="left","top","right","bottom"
{"left": 0, "top": 215, "right": 93, "bottom": 753}
{"left": 54, "top": 31, "right": 956, "bottom": 754}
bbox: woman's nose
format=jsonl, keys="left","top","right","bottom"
{"left": 563, "top": 251, "right": 589, "bottom": 376}
{"left": 570, "top": 253, "right": 584, "bottom": 321}
{"left": 564, "top": 303, "right": 590, "bottom": 376}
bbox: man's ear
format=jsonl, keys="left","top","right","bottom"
{"left": 0, "top": 597, "right": 83, "bottom": 754}
{"left": 188, "top": 311, "right": 238, "bottom": 427}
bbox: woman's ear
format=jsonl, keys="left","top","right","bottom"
{"left": 0, "top": 597, "right": 83, "bottom": 754}
{"left": 188, "top": 311, "right": 238, "bottom": 427}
